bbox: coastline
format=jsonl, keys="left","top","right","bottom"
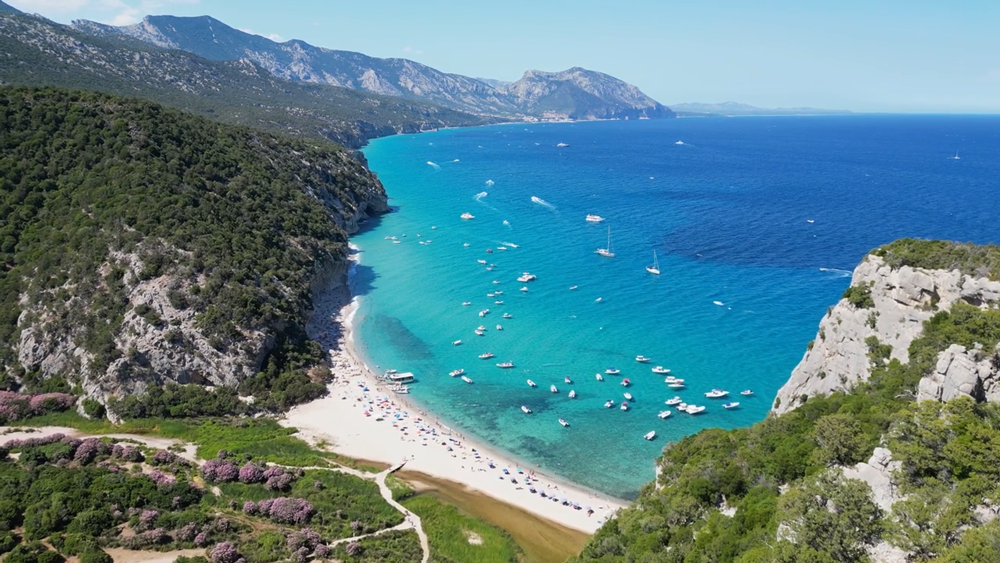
{"left": 284, "top": 244, "right": 626, "bottom": 535}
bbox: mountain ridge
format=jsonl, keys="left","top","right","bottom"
{"left": 70, "top": 13, "right": 674, "bottom": 121}
{"left": 671, "top": 100, "right": 852, "bottom": 116}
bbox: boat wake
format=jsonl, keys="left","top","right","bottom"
{"left": 819, "top": 267, "right": 852, "bottom": 278}
{"left": 531, "top": 196, "right": 555, "bottom": 210}
{"left": 474, "top": 191, "right": 488, "bottom": 201}
{"left": 426, "top": 161, "right": 441, "bottom": 170}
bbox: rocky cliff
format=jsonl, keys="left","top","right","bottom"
{"left": 70, "top": 15, "right": 673, "bottom": 121}
{"left": 774, "top": 250, "right": 1000, "bottom": 414}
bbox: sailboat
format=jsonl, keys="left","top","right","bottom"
{"left": 950, "top": 151, "right": 961, "bottom": 160}
{"left": 646, "top": 250, "right": 660, "bottom": 275}
{"left": 595, "top": 226, "right": 615, "bottom": 258}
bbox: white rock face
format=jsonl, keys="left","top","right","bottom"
{"left": 842, "top": 447, "right": 902, "bottom": 513}
{"left": 917, "top": 343, "right": 1000, "bottom": 403}
{"left": 773, "top": 255, "right": 1000, "bottom": 414}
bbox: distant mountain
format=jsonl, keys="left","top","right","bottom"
{"left": 0, "top": 9, "right": 487, "bottom": 148}
{"left": 71, "top": 14, "right": 673, "bottom": 121}
{"left": 670, "top": 101, "right": 851, "bottom": 116}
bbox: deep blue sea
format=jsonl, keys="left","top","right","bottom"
{"left": 351, "top": 116, "right": 1000, "bottom": 499}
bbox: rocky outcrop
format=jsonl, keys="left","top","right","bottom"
{"left": 842, "top": 447, "right": 902, "bottom": 513}
{"left": 773, "top": 255, "right": 1000, "bottom": 414}
{"left": 70, "top": 15, "right": 673, "bottom": 121}
{"left": 917, "top": 343, "right": 1000, "bottom": 403}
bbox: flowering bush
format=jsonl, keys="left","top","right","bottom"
{"left": 286, "top": 528, "right": 323, "bottom": 552}
{"left": 210, "top": 541, "right": 243, "bottom": 563}
{"left": 202, "top": 459, "right": 239, "bottom": 482}
{"left": 151, "top": 449, "right": 177, "bottom": 465}
{"left": 263, "top": 466, "right": 295, "bottom": 491}
{"left": 242, "top": 501, "right": 257, "bottom": 515}
{"left": 238, "top": 462, "right": 265, "bottom": 484}
{"left": 175, "top": 522, "right": 199, "bottom": 542}
{"left": 111, "top": 444, "right": 144, "bottom": 462}
{"left": 149, "top": 470, "right": 176, "bottom": 486}
{"left": 137, "top": 509, "right": 160, "bottom": 531}
{"left": 194, "top": 532, "right": 209, "bottom": 547}
{"left": 74, "top": 438, "right": 111, "bottom": 464}
{"left": 0, "top": 391, "right": 76, "bottom": 422}
{"left": 254, "top": 497, "right": 314, "bottom": 525}
{"left": 345, "top": 541, "right": 363, "bottom": 556}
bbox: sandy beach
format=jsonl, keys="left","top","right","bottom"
{"left": 283, "top": 245, "right": 625, "bottom": 534}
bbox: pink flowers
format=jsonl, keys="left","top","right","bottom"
{"left": 245, "top": 497, "right": 314, "bottom": 525}
{"left": 238, "top": 462, "right": 265, "bottom": 484}
{"left": 0, "top": 391, "right": 75, "bottom": 422}
{"left": 209, "top": 541, "right": 243, "bottom": 563}
{"left": 263, "top": 466, "right": 295, "bottom": 491}
{"left": 201, "top": 459, "right": 239, "bottom": 483}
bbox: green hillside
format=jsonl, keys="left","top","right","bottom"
{"left": 0, "top": 86, "right": 384, "bottom": 410}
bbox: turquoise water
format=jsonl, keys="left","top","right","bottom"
{"left": 350, "top": 117, "right": 1000, "bottom": 499}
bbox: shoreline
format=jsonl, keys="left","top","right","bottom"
{"left": 284, "top": 244, "right": 626, "bottom": 535}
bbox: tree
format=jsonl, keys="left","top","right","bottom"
{"left": 777, "top": 470, "right": 882, "bottom": 563}
{"left": 813, "top": 414, "right": 866, "bottom": 466}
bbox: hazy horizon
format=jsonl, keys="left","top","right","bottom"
{"left": 7, "top": 0, "right": 999, "bottom": 114}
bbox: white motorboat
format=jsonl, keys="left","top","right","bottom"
{"left": 449, "top": 369, "right": 465, "bottom": 377}
{"left": 644, "top": 431, "right": 656, "bottom": 440}
{"left": 678, "top": 402, "right": 688, "bottom": 410}
{"left": 393, "top": 240, "right": 401, "bottom": 244}
{"left": 496, "top": 324, "right": 503, "bottom": 330}
{"left": 596, "top": 226, "right": 615, "bottom": 257}
{"left": 461, "top": 212, "right": 475, "bottom": 220}
{"left": 705, "top": 389, "right": 729, "bottom": 399}
{"left": 586, "top": 214, "right": 605, "bottom": 222}
{"left": 623, "top": 392, "right": 633, "bottom": 401}
{"left": 635, "top": 355, "right": 651, "bottom": 363}
{"left": 479, "top": 352, "right": 494, "bottom": 359}
{"left": 740, "top": 390, "right": 754, "bottom": 396}
{"left": 559, "top": 418, "right": 570, "bottom": 427}
{"left": 658, "top": 410, "right": 672, "bottom": 419}
{"left": 497, "top": 246, "right": 507, "bottom": 251}
{"left": 646, "top": 250, "right": 661, "bottom": 275}
{"left": 479, "top": 309, "right": 489, "bottom": 317}
{"left": 527, "top": 379, "right": 537, "bottom": 387}
{"left": 605, "top": 368, "right": 620, "bottom": 375}
{"left": 384, "top": 369, "right": 398, "bottom": 375}
{"left": 569, "top": 390, "right": 577, "bottom": 399}
{"left": 477, "top": 325, "right": 487, "bottom": 331}
{"left": 502, "top": 241, "right": 518, "bottom": 248}
{"left": 569, "top": 285, "right": 578, "bottom": 290}
{"left": 520, "top": 287, "right": 529, "bottom": 292}
{"left": 462, "top": 301, "right": 472, "bottom": 306}
{"left": 493, "top": 280, "right": 501, "bottom": 284}
{"left": 496, "top": 362, "right": 514, "bottom": 369}
{"left": 495, "top": 300, "right": 504, "bottom": 305}
{"left": 487, "top": 293, "right": 495, "bottom": 298}
{"left": 477, "top": 259, "right": 487, "bottom": 265}
{"left": 665, "top": 397, "right": 683, "bottom": 406}
{"left": 502, "top": 313, "right": 512, "bottom": 319}
{"left": 621, "top": 378, "right": 631, "bottom": 387}
{"left": 452, "top": 340, "right": 462, "bottom": 346}
{"left": 686, "top": 405, "right": 706, "bottom": 414}
{"left": 521, "top": 405, "right": 532, "bottom": 414}
{"left": 564, "top": 376, "right": 573, "bottom": 384}
{"left": 665, "top": 376, "right": 685, "bottom": 384}
{"left": 723, "top": 402, "right": 740, "bottom": 409}
{"left": 550, "top": 384, "right": 559, "bottom": 393}
{"left": 651, "top": 366, "right": 671, "bottom": 374}
{"left": 388, "top": 372, "right": 414, "bottom": 383}
{"left": 604, "top": 399, "right": 615, "bottom": 408}
{"left": 474, "top": 329, "right": 485, "bottom": 336}
{"left": 595, "top": 297, "right": 602, "bottom": 303}
{"left": 596, "top": 373, "right": 604, "bottom": 381}
{"left": 461, "top": 376, "right": 473, "bottom": 384}
{"left": 620, "top": 401, "right": 629, "bottom": 411}
{"left": 495, "top": 290, "right": 503, "bottom": 295}
{"left": 463, "top": 243, "right": 470, "bottom": 247}
{"left": 668, "top": 382, "right": 685, "bottom": 389}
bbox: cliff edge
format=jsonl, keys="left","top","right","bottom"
{"left": 774, "top": 242, "right": 1000, "bottom": 414}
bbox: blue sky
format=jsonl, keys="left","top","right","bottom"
{"left": 8, "top": 0, "right": 1000, "bottom": 113}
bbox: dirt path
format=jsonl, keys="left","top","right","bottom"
{"left": 1, "top": 427, "right": 431, "bottom": 563}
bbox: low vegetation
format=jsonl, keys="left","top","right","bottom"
{"left": 402, "top": 495, "right": 522, "bottom": 563}
{"left": 873, "top": 238, "right": 1000, "bottom": 280}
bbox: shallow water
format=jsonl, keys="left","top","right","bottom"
{"left": 351, "top": 116, "right": 1000, "bottom": 499}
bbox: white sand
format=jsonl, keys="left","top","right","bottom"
{"left": 284, "top": 245, "right": 625, "bottom": 534}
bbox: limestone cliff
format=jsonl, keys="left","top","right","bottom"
{"left": 774, "top": 253, "right": 1000, "bottom": 414}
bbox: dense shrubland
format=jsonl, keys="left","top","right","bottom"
{"left": 572, "top": 300, "right": 1000, "bottom": 562}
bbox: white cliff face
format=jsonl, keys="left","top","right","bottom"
{"left": 917, "top": 343, "right": 1000, "bottom": 403}
{"left": 773, "top": 255, "right": 1000, "bottom": 414}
